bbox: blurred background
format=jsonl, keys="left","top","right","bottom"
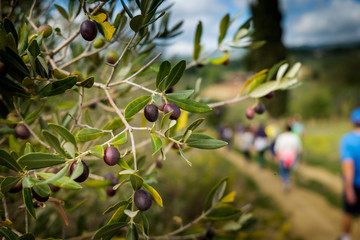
{"left": 2, "top": 0, "right": 360, "bottom": 239}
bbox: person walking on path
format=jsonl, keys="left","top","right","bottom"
{"left": 254, "top": 125, "right": 268, "bottom": 168}
{"left": 339, "top": 107, "right": 360, "bottom": 240}
{"left": 236, "top": 125, "right": 255, "bottom": 161}
{"left": 274, "top": 124, "right": 302, "bottom": 192}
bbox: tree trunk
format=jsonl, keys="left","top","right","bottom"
{"left": 244, "top": 0, "right": 288, "bottom": 117}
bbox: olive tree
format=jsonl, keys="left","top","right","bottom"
{"left": 0, "top": 0, "right": 301, "bottom": 239}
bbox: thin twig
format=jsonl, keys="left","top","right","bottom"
{"left": 105, "top": 33, "right": 137, "bottom": 87}
{"left": 208, "top": 95, "right": 248, "bottom": 108}
{"left": 122, "top": 80, "right": 159, "bottom": 95}
{"left": 70, "top": 87, "right": 85, "bottom": 133}
{"left": 103, "top": 88, "right": 138, "bottom": 170}
{"left": 25, "top": 209, "right": 28, "bottom": 233}
{"left": 186, "top": 48, "right": 219, "bottom": 70}
{"left": 150, "top": 207, "right": 214, "bottom": 239}
{"left": 2, "top": 197, "right": 8, "bottom": 219}
{"left": 131, "top": 127, "right": 181, "bottom": 145}
{"left": 6, "top": 0, "right": 17, "bottom": 18}
{"left": 70, "top": 121, "right": 129, "bottom": 162}
{"left": 145, "top": 141, "right": 173, "bottom": 175}
{"left": 98, "top": 102, "right": 117, "bottom": 113}
{"left": 109, "top": 52, "right": 162, "bottom": 87}
{"left": 35, "top": 0, "right": 54, "bottom": 23}
{"left": 89, "top": 173, "right": 104, "bottom": 180}
{"left": 52, "top": 200, "right": 69, "bottom": 226}
{"left": 26, "top": 0, "right": 58, "bottom": 70}
{"left": 59, "top": 42, "right": 112, "bottom": 69}
{"left": 52, "top": 29, "right": 81, "bottom": 55}
{"left": 28, "top": 0, "right": 36, "bottom": 21}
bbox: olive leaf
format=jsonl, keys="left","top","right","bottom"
{"left": 90, "top": 13, "right": 116, "bottom": 41}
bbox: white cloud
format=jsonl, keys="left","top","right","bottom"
{"left": 162, "top": 0, "right": 250, "bottom": 57}
{"left": 231, "top": 0, "right": 252, "bottom": 10}
{"left": 163, "top": 41, "right": 194, "bottom": 56}
{"left": 284, "top": 0, "right": 360, "bottom": 46}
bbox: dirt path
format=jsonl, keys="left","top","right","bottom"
{"left": 296, "top": 163, "right": 342, "bottom": 194}
{"left": 218, "top": 148, "right": 355, "bottom": 240}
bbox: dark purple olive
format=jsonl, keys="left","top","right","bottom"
{"left": 104, "top": 173, "right": 119, "bottom": 186}
{"left": 165, "top": 87, "right": 174, "bottom": 94}
{"left": 206, "top": 229, "right": 216, "bottom": 239}
{"left": 144, "top": 104, "right": 159, "bottom": 122}
{"left": 15, "top": 124, "right": 30, "bottom": 139}
{"left": 245, "top": 107, "right": 255, "bottom": 120}
{"left": 265, "top": 91, "right": 275, "bottom": 99}
{"left": 33, "top": 201, "right": 40, "bottom": 208}
{"left": 156, "top": 160, "right": 163, "bottom": 169}
{"left": 157, "top": 99, "right": 166, "bottom": 111}
{"left": 47, "top": 168, "right": 60, "bottom": 192}
{"left": 134, "top": 189, "right": 152, "bottom": 211}
{"left": 171, "top": 143, "right": 183, "bottom": 150}
{"left": 31, "top": 188, "right": 50, "bottom": 202}
{"left": 49, "top": 184, "right": 60, "bottom": 193}
{"left": 223, "top": 58, "right": 230, "bottom": 66}
{"left": 214, "top": 107, "right": 222, "bottom": 117}
{"left": 70, "top": 160, "right": 89, "bottom": 182}
{"left": 254, "top": 102, "right": 266, "bottom": 115}
{"left": 48, "top": 66, "right": 54, "bottom": 77}
{"left": 104, "top": 146, "right": 120, "bottom": 166}
{"left": 163, "top": 103, "right": 181, "bottom": 120}
{"left": 0, "top": 60, "right": 6, "bottom": 75}
{"left": 8, "top": 180, "right": 22, "bottom": 193}
{"left": 106, "top": 186, "right": 117, "bottom": 197}
{"left": 89, "top": 103, "right": 97, "bottom": 109}
{"left": 80, "top": 20, "right": 97, "bottom": 41}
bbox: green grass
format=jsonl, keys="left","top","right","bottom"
{"left": 303, "top": 119, "right": 352, "bottom": 174}
{"left": 148, "top": 150, "right": 302, "bottom": 239}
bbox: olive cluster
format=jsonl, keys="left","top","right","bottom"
{"left": 144, "top": 100, "right": 181, "bottom": 123}
{"left": 245, "top": 92, "right": 274, "bottom": 119}
{"left": 104, "top": 173, "right": 119, "bottom": 197}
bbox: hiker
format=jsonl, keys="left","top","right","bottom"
{"left": 265, "top": 122, "right": 281, "bottom": 157}
{"left": 289, "top": 115, "right": 305, "bottom": 138}
{"left": 274, "top": 124, "right": 302, "bottom": 192}
{"left": 254, "top": 125, "right": 268, "bottom": 168}
{"left": 339, "top": 107, "right": 360, "bottom": 240}
{"left": 236, "top": 125, "right": 255, "bottom": 161}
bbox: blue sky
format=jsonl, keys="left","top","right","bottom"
{"left": 54, "top": 0, "right": 360, "bottom": 56}
{"left": 162, "top": 0, "right": 360, "bottom": 55}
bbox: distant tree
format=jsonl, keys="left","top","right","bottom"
{"left": 243, "top": 0, "right": 288, "bottom": 117}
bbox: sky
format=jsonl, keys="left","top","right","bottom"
{"left": 161, "top": 0, "right": 360, "bottom": 56}
{"left": 53, "top": 0, "right": 360, "bottom": 57}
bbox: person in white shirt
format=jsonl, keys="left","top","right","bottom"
{"left": 274, "top": 125, "right": 302, "bottom": 191}
{"left": 236, "top": 125, "right": 255, "bottom": 161}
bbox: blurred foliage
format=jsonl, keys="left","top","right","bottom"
{"left": 148, "top": 151, "right": 301, "bottom": 239}
{"left": 288, "top": 46, "right": 360, "bottom": 118}
{"left": 289, "top": 82, "right": 332, "bottom": 119}
{"left": 302, "top": 119, "right": 351, "bottom": 174}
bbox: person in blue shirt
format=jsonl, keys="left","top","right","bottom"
{"left": 339, "top": 107, "right": 360, "bottom": 240}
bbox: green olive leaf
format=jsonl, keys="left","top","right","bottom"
{"left": 124, "top": 96, "right": 151, "bottom": 118}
